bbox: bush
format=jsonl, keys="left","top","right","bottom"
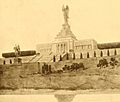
{"left": 97, "top": 58, "right": 108, "bottom": 68}
{"left": 109, "top": 57, "right": 118, "bottom": 67}
{"left": 62, "top": 63, "right": 85, "bottom": 72}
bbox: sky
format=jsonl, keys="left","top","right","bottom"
{"left": 0, "top": 0, "right": 120, "bottom": 56}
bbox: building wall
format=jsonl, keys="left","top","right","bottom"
{"left": 36, "top": 43, "right": 52, "bottom": 55}
{"left": 36, "top": 39, "right": 98, "bottom": 55}
{"left": 64, "top": 48, "right": 120, "bottom": 59}
{"left": 74, "top": 39, "right": 98, "bottom": 52}
{"left": 52, "top": 42, "right": 68, "bottom": 54}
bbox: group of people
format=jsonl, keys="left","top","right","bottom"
{"left": 41, "top": 63, "right": 52, "bottom": 75}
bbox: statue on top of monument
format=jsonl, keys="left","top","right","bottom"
{"left": 62, "top": 5, "right": 69, "bottom": 24}
{"left": 13, "top": 44, "right": 21, "bottom": 57}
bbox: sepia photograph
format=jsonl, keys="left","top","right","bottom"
{"left": 0, "top": 0, "right": 120, "bottom": 101}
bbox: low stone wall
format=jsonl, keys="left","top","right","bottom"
{"left": 0, "top": 62, "right": 40, "bottom": 78}
{"left": 76, "top": 48, "right": 120, "bottom": 58}
{"left": 52, "top": 48, "right": 120, "bottom": 61}
{"left": 21, "top": 63, "right": 39, "bottom": 75}
{"left": 0, "top": 62, "right": 41, "bottom": 88}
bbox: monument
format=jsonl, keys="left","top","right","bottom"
{"left": 36, "top": 5, "right": 98, "bottom": 59}
{"left": 13, "top": 44, "right": 22, "bottom": 64}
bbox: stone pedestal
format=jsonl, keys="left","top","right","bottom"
{"left": 14, "top": 57, "right": 22, "bottom": 64}
{"left": 53, "top": 23, "right": 77, "bottom": 54}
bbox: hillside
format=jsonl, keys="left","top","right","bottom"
{"left": 0, "top": 55, "right": 120, "bottom": 94}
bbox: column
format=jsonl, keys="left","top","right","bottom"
{"left": 61, "top": 44, "right": 63, "bottom": 53}
{"left": 57, "top": 44, "right": 59, "bottom": 53}
{"left": 63, "top": 44, "right": 65, "bottom": 53}
{"left": 59, "top": 44, "right": 61, "bottom": 53}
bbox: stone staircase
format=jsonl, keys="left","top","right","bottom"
{"left": 18, "top": 56, "right": 34, "bottom": 63}
{"left": 52, "top": 52, "right": 66, "bottom": 62}
{"left": 27, "top": 52, "right": 54, "bottom": 63}
{"left": 27, "top": 54, "right": 39, "bottom": 63}
{"left": 24, "top": 52, "right": 69, "bottom": 63}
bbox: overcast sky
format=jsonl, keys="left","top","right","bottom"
{"left": 0, "top": 0, "right": 120, "bottom": 56}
